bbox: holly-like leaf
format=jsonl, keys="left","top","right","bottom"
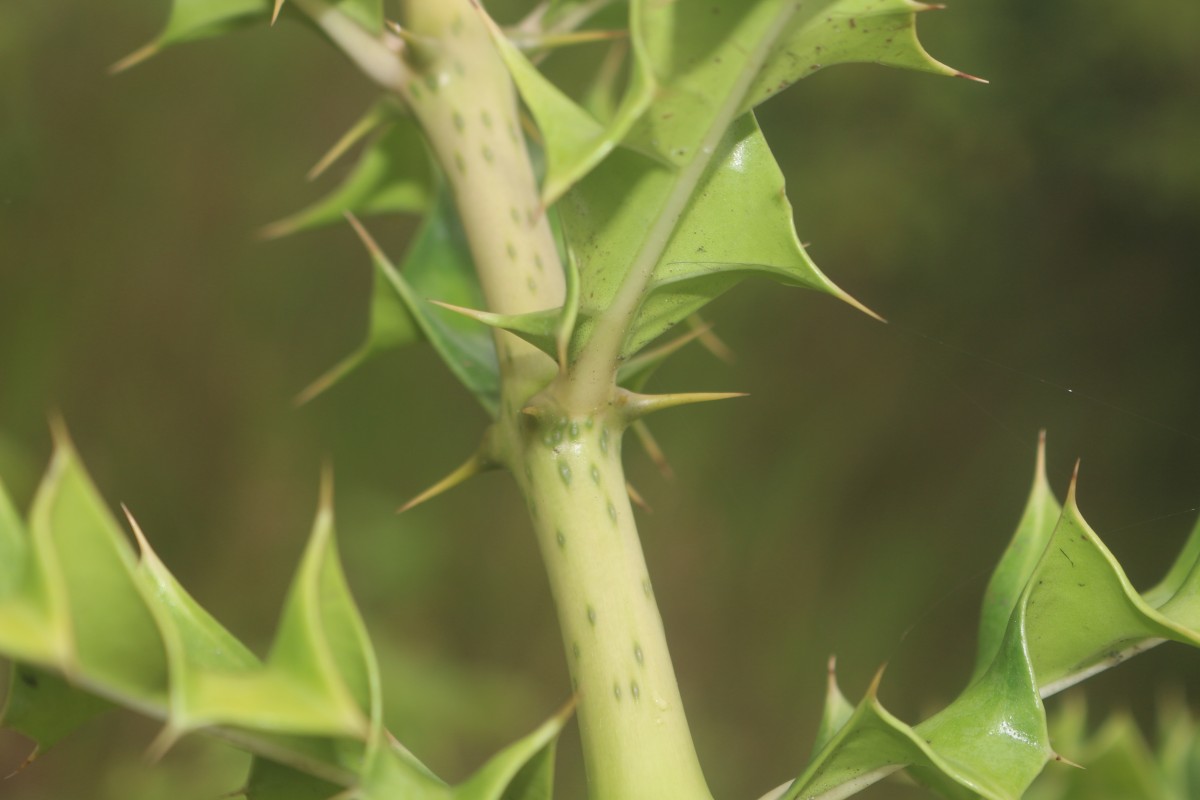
{"left": 971, "top": 433, "right": 1062, "bottom": 682}
{"left": 562, "top": 112, "right": 873, "bottom": 362}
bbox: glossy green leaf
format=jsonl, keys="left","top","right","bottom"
{"left": 348, "top": 195, "right": 501, "bottom": 416}
{"left": 485, "top": 7, "right": 654, "bottom": 204}
{"left": 971, "top": 435, "right": 1062, "bottom": 682}
{"left": 112, "top": 0, "right": 271, "bottom": 72}
{"left": 562, "top": 112, "right": 871, "bottom": 361}
{"left": 262, "top": 115, "right": 432, "bottom": 239}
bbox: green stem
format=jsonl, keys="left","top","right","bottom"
{"left": 515, "top": 409, "right": 713, "bottom": 800}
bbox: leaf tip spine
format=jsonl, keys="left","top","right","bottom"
{"left": 271, "top": 0, "right": 286, "bottom": 26}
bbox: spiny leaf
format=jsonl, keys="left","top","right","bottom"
{"left": 625, "top": 0, "right": 973, "bottom": 167}
{"left": 743, "top": 0, "right": 982, "bottom": 114}
{"left": 810, "top": 657, "right": 854, "bottom": 759}
{"left": 263, "top": 115, "right": 432, "bottom": 239}
{"left": 111, "top": 0, "right": 272, "bottom": 73}
{"left": 562, "top": 112, "right": 875, "bottom": 361}
{"left": 345, "top": 202, "right": 500, "bottom": 416}
{"left": 1143, "top": 511, "right": 1200, "bottom": 609}
{"left": 481, "top": 4, "right": 654, "bottom": 204}
{"left": 971, "top": 432, "right": 1061, "bottom": 682}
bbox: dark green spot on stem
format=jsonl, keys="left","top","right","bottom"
{"left": 631, "top": 681, "right": 641, "bottom": 701}
{"left": 600, "top": 427, "right": 610, "bottom": 454}
{"left": 452, "top": 111, "right": 465, "bottom": 132}
{"left": 482, "top": 144, "right": 494, "bottom": 164}
{"left": 590, "top": 464, "right": 601, "bottom": 485}
{"left": 607, "top": 501, "right": 618, "bottom": 523}
{"left": 559, "top": 463, "right": 572, "bottom": 486}
{"left": 587, "top": 605, "right": 597, "bottom": 626}
{"left": 481, "top": 110, "right": 493, "bottom": 129}
{"left": 613, "top": 682, "right": 622, "bottom": 700}
{"left": 506, "top": 241, "right": 517, "bottom": 260}
{"left": 534, "top": 253, "right": 544, "bottom": 272}
{"left": 510, "top": 207, "right": 520, "bottom": 224}
{"left": 556, "top": 529, "right": 566, "bottom": 549}
{"left": 634, "top": 644, "right": 644, "bottom": 664}
{"left": 572, "top": 642, "right": 581, "bottom": 659}
{"left": 454, "top": 151, "right": 466, "bottom": 174}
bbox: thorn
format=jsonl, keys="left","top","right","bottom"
{"left": 1035, "top": 429, "right": 1047, "bottom": 480}
{"left": 108, "top": 42, "right": 159, "bottom": 75}
{"left": 344, "top": 212, "right": 385, "bottom": 259}
{"left": 271, "top": 0, "right": 286, "bottom": 25}
{"left": 215, "top": 785, "right": 249, "bottom": 799}
{"left": 306, "top": 106, "right": 390, "bottom": 181}
{"left": 631, "top": 420, "right": 675, "bottom": 481}
{"left": 520, "top": 405, "right": 546, "bottom": 419}
{"left": 835, "top": 287, "right": 887, "bottom": 324}
{"left": 688, "top": 316, "right": 735, "bottom": 363}
{"left": 4, "top": 745, "right": 39, "bottom": 779}
{"left": 955, "top": 71, "right": 989, "bottom": 85}
{"left": 121, "top": 504, "right": 152, "bottom": 557}
{"left": 1053, "top": 752, "right": 1085, "bottom": 770}
{"left": 429, "top": 299, "right": 490, "bottom": 324}
{"left": 293, "top": 354, "right": 360, "bottom": 407}
{"left": 399, "top": 452, "right": 490, "bottom": 513}
{"left": 144, "top": 722, "right": 184, "bottom": 763}
{"left": 626, "top": 481, "right": 652, "bottom": 513}
{"left": 1066, "top": 458, "right": 1081, "bottom": 506}
{"left": 619, "top": 390, "right": 748, "bottom": 419}
{"left": 865, "top": 662, "right": 889, "bottom": 698}
{"left": 256, "top": 218, "right": 294, "bottom": 241}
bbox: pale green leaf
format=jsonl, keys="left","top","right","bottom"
{"left": 562, "top": 112, "right": 870, "bottom": 361}
{"left": 971, "top": 435, "right": 1061, "bottom": 682}
{"left": 486, "top": 7, "right": 654, "bottom": 204}
{"left": 626, "top": 0, "right": 965, "bottom": 167}
{"left": 743, "top": 0, "right": 968, "bottom": 114}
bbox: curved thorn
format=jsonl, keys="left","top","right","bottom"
{"left": 271, "top": 0, "right": 286, "bottom": 25}
{"left": 688, "top": 315, "right": 735, "bottom": 363}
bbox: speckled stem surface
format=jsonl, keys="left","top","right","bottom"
{"left": 396, "top": 3, "right": 713, "bottom": 798}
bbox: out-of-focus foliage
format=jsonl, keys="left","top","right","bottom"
{"left": 1, "top": 0, "right": 1197, "bottom": 798}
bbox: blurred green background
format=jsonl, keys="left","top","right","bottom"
{"left": 1, "top": 1, "right": 1198, "bottom": 798}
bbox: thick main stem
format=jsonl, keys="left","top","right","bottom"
{"left": 515, "top": 409, "right": 712, "bottom": 800}
{"left": 392, "top": 3, "right": 713, "bottom": 798}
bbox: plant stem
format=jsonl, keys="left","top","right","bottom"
{"left": 396, "top": 3, "right": 712, "bottom": 797}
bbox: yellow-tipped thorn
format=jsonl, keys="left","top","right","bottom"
{"left": 632, "top": 420, "right": 675, "bottom": 481}
{"left": 306, "top": 108, "right": 388, "bottom": 182}
{"left": 108, "top": 42, "right": 159, "bottom": 75}
{"left": 1066, "top": 458, "right": 1082, "bottom": 507}
{"left": 956, "top": 71, "right": 989, "bottom": 84}
{"left": 833, "top": 286, "right": 886, "bottom": 324}
{"left": 626, "top": 481, "right": 652, "bottom": 513}
{"left": 1053, "top": 752, "right": 1085, "bottom": 770}
{"left": 429, "top": 299, "right": 489, "bottom": 323}
{"left": 121, "top": 504, "right": 153, "bottom": 558}
{"left": 620, "top": 390, "right": 749, "bottom": 419}
{"left": 399, "top": 452, "right": 489, "bottom": 513}
{"left": 271, "top": 0, "right": 286, "bottom": 25}
{"left": 865, "top": 662, "right": 889, "bottom": 698}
